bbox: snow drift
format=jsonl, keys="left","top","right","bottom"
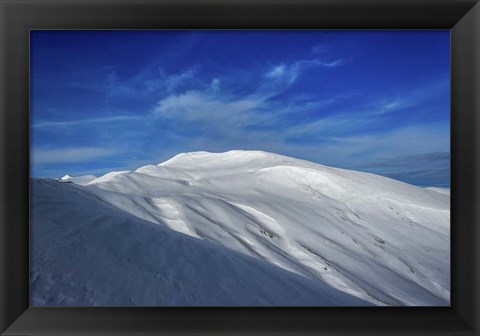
{"left": 31, "top": 150, "right": 450, "bottom": 306}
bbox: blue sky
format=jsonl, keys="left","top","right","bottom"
{"left": 31, "top": 30, "right": 450, "bottom": 186}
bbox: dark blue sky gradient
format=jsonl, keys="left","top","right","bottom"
{"left": 31, "top": 30, "right": 450, "bottom": 186}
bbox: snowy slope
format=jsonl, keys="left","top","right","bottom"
{"left": 31, "top": 150, "right": 450, "bottom": 306}
{"left": 30, "top": 178, "right": 370, "bottom": 306}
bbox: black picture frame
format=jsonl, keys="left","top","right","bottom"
{"left": 1, "top": 0, "right": 479, "bottom": 335}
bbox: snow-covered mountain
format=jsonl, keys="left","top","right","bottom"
{"left": 30, "top": 150, "right": 450, "bottom": 306}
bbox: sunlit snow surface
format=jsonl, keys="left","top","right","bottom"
{"left": 31, "top": 151, "right": 450, "bottom": 306}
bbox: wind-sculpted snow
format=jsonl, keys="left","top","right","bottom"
{"left": 31, "top": 150, "right": 450, "bottom": 306}
{"left": 30, "top": 178, "right": 370, "bottom": 306}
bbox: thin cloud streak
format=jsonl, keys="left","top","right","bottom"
{"left": 32, "top": 147, "right": 118, "bottom": 164}
{"left": 266, "top": 58, "right": 344, "bottom": 84}
{"left": 33, "top": 116, "right": 147, "bottom": 129}
{"left": 360, "top": 152, "right": 450, "bottom": 169}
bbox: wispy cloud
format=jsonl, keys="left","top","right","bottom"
{"left": 329, "top": 125, "right": 449, "bottom": 158}
{"left": 151, "top": 55, "right": 346, "bottom": 134}
{"left": 32, "top": 147, "right": 118, "bottom": 164}
{"left": 265, "top": 58, "right": 343, "bottom": 84}
{"left": 284, "top": 114, "right": 367, "bottom": 139}
{"left": 266, "top": 64, "right": 287, "bottom": 79}
{"left": 210, "top": 78, "right": 221, "bottom": 92}
{"left": 272, "top": 125, "right": 450, "bottom": 178}
{"left": 360, "top": 152, "right": 450, "bottom": 169}
{"left": 159, "top": 65, "right": 202, "bottom": 94}
{"left": 282, "top": 79, "right": 449, "bottom": 139}
{"left": 33, "top": 115, "right": 147, "bottom": 129}
{"left": 153, "top": 90, "right": 268, "bottom": 128}
{"left": 365, "top": 79, "right": 449, "bottom": 116}
{"left": 366, "top": 99, "right": 412, "bottom": 116}
{"left": 358, "top": 152, "right": 451, "bottom": 187}
{"left": 105, "top": 64, "right": 204, "bottom": 100}
{"left": 145, "top": 55, "right": 448, "bottom": 166}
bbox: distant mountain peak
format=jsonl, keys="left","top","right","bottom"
{"left": 157, "top": 150, "right": 288, "bottom": 167}
{"left": 58, "top": 174, "right": 97, "bottom": 186}
{"left": 87, "top": 171, "right": 131, "bottom": 185}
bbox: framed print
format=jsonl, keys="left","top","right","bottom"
{"left": 28, "top": 29, "right": 451, "bottom": 308}
{"left": 1, "top": 0, "right": 479, "bottom": 335}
